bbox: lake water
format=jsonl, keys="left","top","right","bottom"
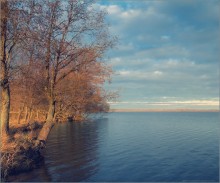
{"left": 9, "top": 112, "right": 219, "bottom": 182}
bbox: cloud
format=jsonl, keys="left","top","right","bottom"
{"left": 108, "top": 100, "right": 219, "bottom": 106}
{"left": 154, "top": 70, "right": 162, "bottom": 75}
{"left": 117, "top": 69, "right": 164, "bottom": 80}
{"left": 102, "top": 1, "right": 219, "bottom": 61}
{"left": 97, "top": 0, "right": 219, "bottom": 109}
{"left": 108, "top": 99, "right": 219, "bottom": 110}
{"left": 105, "top": 5, "right": 121, "bottom": 15}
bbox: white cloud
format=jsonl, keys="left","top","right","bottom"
{"left": 120, "top": 9, "right": 140, "bottom": 19}
{"left": 97, "top": 4, "right": 141, "bottom": 20}
{"left": 153, "top": 71, "right": 163, "bottom": 76}
{"left": 108, "top": 100, "right": 219, "bottom": 106}
{"left": 118, "top": 69, "right": 164, "bottom": 80}
{"left": 109, "top": 57, "right": 123, "bottom": 66}
{"left": 105, "top": 5, "right": 121, "bottom": 15}
{"left": 118, "top": 70, "right": 131, "bottom": 76}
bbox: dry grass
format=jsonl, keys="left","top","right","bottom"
{"left": 1, "top": 121, "right": 44, "bottom": 181}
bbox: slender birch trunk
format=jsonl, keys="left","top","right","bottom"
{"left": 17, "top": 103, "right": 25, "bottom": 124}
{"left": 24, "top": 106, "right": 29, "bottom": 122}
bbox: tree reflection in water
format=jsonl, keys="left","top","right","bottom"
{"left": 44, "top": 121, "right": 100, "bottom": 182}
{"left": 8, "top": 119, "right": 103, "bottom": 182}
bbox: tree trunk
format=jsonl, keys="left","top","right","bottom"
{"left": 17, "top": 104, "right": 25, "bottom": 124}
{"left": 0, "top": 0, "right": 10, "bottom": 137}
{"left": 24, "top": 106, "right": 29, "bottom": 122}
{"left": 26, "top": 99, "right": 33, "bottom": 122}
{"left": 18, "top": 108, "right": 23, "bottom": 124}
{"left": 1, "top": 86, "right": 10, "bottom": 136}
{"left": 36, "top": 110, "right": 39, "bottom": 120}
{"left": 17, "top": 111, "right": 22, "bottom": 124}
{"left": 37, "top": 17, "right": 55, "bottom": 143}
{"left": 28, "top": 107, "right": 33, "bottom": 121}
{"left": 37, "top": 98, "right": 55, "bottom": 142}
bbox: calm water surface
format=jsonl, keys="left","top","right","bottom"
{"left": 9, "top": 112, "right": 219, "bottom": 182}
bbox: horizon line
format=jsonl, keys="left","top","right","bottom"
{"left": 109, "top": 108, "right": 219, "bottom": 112}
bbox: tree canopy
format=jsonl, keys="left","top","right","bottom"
{"left": 0, "top": 0, "right": 117, "bottom": 140}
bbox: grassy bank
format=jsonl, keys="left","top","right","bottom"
{"left": 1, "top": 121, "right": 45, "bottom": 181}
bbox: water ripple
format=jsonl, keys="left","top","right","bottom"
{"left": 8, "top": 112, "right": 219, "bottom": 182}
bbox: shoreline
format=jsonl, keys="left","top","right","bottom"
{"left": 1, "top": 121, "right": 45, "bottom": 181}
{"left": 1, "top": 119, "right": 84, "bottom": 181}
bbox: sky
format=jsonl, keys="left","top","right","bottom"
{"left": 96, "top": 0, "right": 219, "bottom": 110}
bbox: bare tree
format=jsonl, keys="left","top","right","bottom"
{"left": 10, "top": 53, "right": 47, "bottom": 124}
{"left": 55, "top": 60, "right": 116, "bottom": 121}
{"left": 1, "top": 0, "right": 115, "bottom": 143}
{"left": 28, "top": 0, "right": 115, "bottom": 142}
{"left": 0, "top": 0, "right": 27, "bottom": 136}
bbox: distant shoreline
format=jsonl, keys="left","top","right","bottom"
{"left": 109, "top": 109, "right": 219, "bottom": 112}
